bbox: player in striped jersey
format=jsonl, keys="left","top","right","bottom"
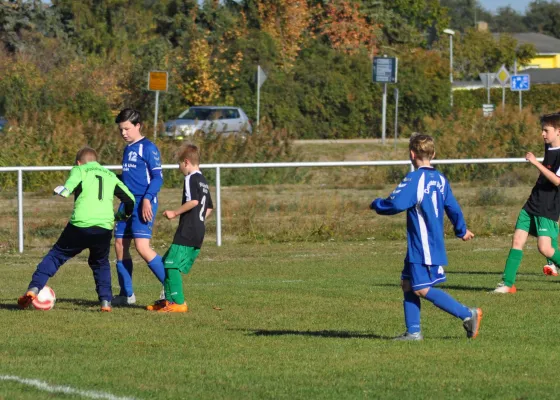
{"left": 113, "top": 109, "right": 165, "bottom": 305}
{"left": 371, "top": 134, "right": 481, "bottom": 340}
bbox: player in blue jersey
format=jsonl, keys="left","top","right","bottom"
{"left": 113, "top": 108, "right": 165, "bottom": 305}
{"left": 371, "top": 133, "right": 481, "bottom": 340}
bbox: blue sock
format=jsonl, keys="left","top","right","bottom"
{"left": 116, "top": 259, "right": 134, "bottom": 297}
{"left": 147, "top": 255, "right": 165, "bottom": 283}
{"left": 424, "top": 288, "right": 471, "bottom": 320}
{"left": 403, "top": 291, "right": 421, "bottom": 334}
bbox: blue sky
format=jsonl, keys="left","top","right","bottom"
{"left": 481, "top": 0, "right": 533, "bottom": 14}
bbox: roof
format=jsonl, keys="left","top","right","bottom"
{"left": 493, "top": 32, "right": 560, "bottom": 54}
{"left": 453, "top": 68, "right": 560, "bottom": 90}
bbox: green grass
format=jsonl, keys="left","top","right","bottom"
{"left": 2, "top": 236, "right": 560, "bottom": 399}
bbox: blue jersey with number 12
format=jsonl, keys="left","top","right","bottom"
{"left": 371, "top": 166, "right": 467, "bottom": 266}
{"left": 121, "top": 137, "right": 163, "bottom": 199}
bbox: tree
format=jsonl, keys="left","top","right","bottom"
{"left": 524, "top": 0, "right": 560, "bottom": 38}
{"left": 492, "top": 6, "right": 527, "bottom": 33}
{"left": 452, "top": 29, "right": 536, "bottom": 80}
{"left": 440, "top": 0, "right": 493, "bottom": 32}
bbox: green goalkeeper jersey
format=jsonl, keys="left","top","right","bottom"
{"left": 60, "top": 161, "right": 135, "bottom": 230}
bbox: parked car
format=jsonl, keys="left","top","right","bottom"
{"left": 162, "top": 106, "right": 252, "bottom": 139}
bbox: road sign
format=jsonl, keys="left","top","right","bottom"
{"left": 148, "top": 71, "right": 168, "bottom": 92}
{"left": 373, "top": 57, "right": 398, "bottom": 83}
{"left": 511, "top": 74, "right": 530, "bottom": 91}
{"left": 479, "top": 72, "right": 496, "bottom": 88}
{"left": 496, "top": 65, "right": 510, "bottom": 86}
{"left": 482, "top": 104, "right": 495, "bottom": 117}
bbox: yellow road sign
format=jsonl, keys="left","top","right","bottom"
{"left": 148, "top": 71, "right": 168, "bottom": 91}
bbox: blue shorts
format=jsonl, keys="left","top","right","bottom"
{"left": 401, "top": 262, "right": 447, "bottom": 290}
{"left": 114, "top": 196, "right": 158, "bottom": 239}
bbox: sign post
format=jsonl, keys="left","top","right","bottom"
{"left": 496, "top": 65, "right": 510, "bottom": 111}
{"left": 256, "top": 65, "right": 267, "bottom": 130}
{"left": 510, "top": 74, "right": 530, "bottom": 111}
{"left": 373, "top": 56, "right": 398, "bottom": 144}
{"left": 148, "top": 71, "right": 168, "bottom": 140}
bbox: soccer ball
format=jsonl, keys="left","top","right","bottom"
{"left": 32, "top": 286, "right": 56, "bottom": 310}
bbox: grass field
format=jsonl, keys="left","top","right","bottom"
{"left": 1, "top": 141, "right": 559, "bottom": 399}
{"left": 3, "top": 228, "right": 560, "bottom": 398}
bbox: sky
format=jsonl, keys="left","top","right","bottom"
{"left": 481, "top": 0, "right": 533, "bottom": 14}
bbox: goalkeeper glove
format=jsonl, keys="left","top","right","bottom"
{"left": 114, "top": 210, "right": 130, "bottom": 222}
{"left": 53, "top": 186, "right": 70, "bottom": 197}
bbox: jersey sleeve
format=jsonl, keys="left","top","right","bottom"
{"left": 371, "top": 173, "right": 419, "bottom": 215}
{"left": 62, "top": 166, "right": 83, "bottom": 195}
{"left": 443, "top": 180, "right": 467, "bottom": 238}
{"left": 115, "top": 180, "right": 135, "bottom": 216}
{"left": 143, "top": 143, "right": 164, "bottom": 200}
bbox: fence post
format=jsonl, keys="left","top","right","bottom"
{"left": 18, "top": 169, "right": 23, "bottom": 253}
{"left": 216, "top": 166, "right": 222, "bottom": 247}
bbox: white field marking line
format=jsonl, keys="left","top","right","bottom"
{"left": 0, "top": 375, "right": 139, "bottom": 400}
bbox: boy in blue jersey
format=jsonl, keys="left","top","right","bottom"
{"left": 113, "top": 108, "right": 166, "bottom": 305}
{"left": 494, "top": 113, "right": 560, "bottom": 293}
{"left": 371, "top": 134, "right": 481, "bottom": 340}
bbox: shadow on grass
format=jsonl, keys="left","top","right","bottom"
{"left": 448, "top": 271, "right": 542, "bottom": 277}
{"left": 245, "top": 329, "right": 392, "bottom": 339}
{"left": 0, "top": 303, "right": 20, "bottom": 310}
{"left": 371, "top": 283, "right": 494, "bottom": 292}
{"left": 56, "top": 298, "right": 145, "bottom": 309}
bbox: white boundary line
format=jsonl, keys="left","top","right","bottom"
{"left": 0, "top": 375, "right": 139, "bottom": 400}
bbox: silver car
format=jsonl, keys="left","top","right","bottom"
{"left": 163, "top": 106, "right": 252, "bottom": 138}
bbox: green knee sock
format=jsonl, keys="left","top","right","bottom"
{"left": 503, "top": 249, "right": 523, "bottom": 287}
{"left": 548, "top": 250, "right": 560, "bottom": 267}
{"left": 164, "top": 270, "right": 173, "bottom": 302}
{"left": 166, "top": 268, "right": 185, "bottom": 304}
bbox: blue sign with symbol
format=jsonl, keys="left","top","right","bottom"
{"left": 511, "top": 74, "right": 530, "bottom": 91}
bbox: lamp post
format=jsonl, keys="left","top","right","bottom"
{"left": 444, "top": 28, "right": 455, "bottom": 108}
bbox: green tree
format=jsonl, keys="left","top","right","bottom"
{"left": 492, "top": 6, "right": 528, "bottom": 33}
{"left": 524, "top": 1, "right": 560, "bottom": 38}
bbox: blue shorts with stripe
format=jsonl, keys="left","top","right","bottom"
{"left": 401, "top": 262, "right": 446, "bottom": 290}
{"left": 115, "top": 196, "right": 158, "bottom": 239}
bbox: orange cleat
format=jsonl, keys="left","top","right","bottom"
{"left": 492, "top": 282, "right": 517, "bottom": 293}
{"left": 157, "top": 302, "right": 188, "bottom": 313}
{"left": 100, "top": 300, "right": 112, "bottom": 312}
{"left": 17, "top": 290, "right": 37, "bottom": 309}
{"left": 147, "top": 299, "right": 169, "bottom": 311}
{"left": 543, "top": 264, "right": 559, "bottom": 277}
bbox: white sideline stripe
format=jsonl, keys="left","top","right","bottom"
{"left": 0, "top": 375, "right": 138, "bottom": 400}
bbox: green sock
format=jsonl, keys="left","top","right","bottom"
{"left": 548, "top": 250, "right": 560, "bottom": 267}
{"left": 164, "top": 270, "right": 172, "bottom": 302}
{"left": 503, "top": 249, "right": 523, "bottom": 287}
{"left": 167, "top": 268, "right": 185, "bottom": 304}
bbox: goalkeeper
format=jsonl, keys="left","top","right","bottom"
{"left": 17, "top": 147, "right": 135, "bottom": 312}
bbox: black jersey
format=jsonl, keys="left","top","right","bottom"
{"left": 173, "top": 171, "right": 214, "bottom": 248}
{"left": 523, "top": 145, "right": 560, "bottom": 221}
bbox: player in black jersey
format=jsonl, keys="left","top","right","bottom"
{"left": 147, "top": 144, "right": 213, "bottom": 312}
{"left": 494, "top": 113, "right": 560, "bottom": 293}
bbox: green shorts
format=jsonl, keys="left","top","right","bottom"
{"left": 162, "top": 244, "right": 201, "bottom": 274}
{"left": 515, "top": 209, "right": 559, "bottom": 238}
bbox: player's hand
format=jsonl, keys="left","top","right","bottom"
{"left": 114, "top": 210, "right": 129, "bottom": 222}
{"left": 142, "top": 198, "right": 153, "bottom": 222}
{"left": 462, "top": 230, "right": 474, "bottom": 241}
{"left": 53, "top": 186, "right": 69, "bottom": 197}
{"left": 526, "top": 152, "right": 537, "bottom": 164}
{"left": 163, "top": 210, "right": 177, "bottom": 220}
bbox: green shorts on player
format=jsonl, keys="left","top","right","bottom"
{"left": 515, "top": 209, "right": 559, "bottom": 239}
{"left": 162, "top": 244, "right": 200, "bottom": 304}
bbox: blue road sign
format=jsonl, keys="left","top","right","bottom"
{"left": 511, "top": 74, "right": 530, "bottom": 91}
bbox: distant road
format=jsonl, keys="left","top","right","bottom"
{"left": 293, "top": 138, "right": 408, "bottom": 144}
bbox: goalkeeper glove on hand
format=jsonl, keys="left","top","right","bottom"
{"left": 53, "top": 186, "right": 70, "bottom": 197}
{"left": 114, "top": 210, "right": 130, "bottom": 222}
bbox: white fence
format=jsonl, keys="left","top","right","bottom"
{"left": 0, "top": 157, "right": 531, "bottom": 253}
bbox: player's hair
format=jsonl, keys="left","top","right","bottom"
{"left": 540, "top": 112, "right": 560, "bottom": 129}
{"left": 115, "top": 108, "right": 142, "bottom": 125}
{"left": 409, "top": 133, "right": 435, "bottom": 160}
{"left": 75, "top": 147, "right": 98, "bottom": 164}
{"left": 177, "top": 143, "right": 200, "bottom": 166}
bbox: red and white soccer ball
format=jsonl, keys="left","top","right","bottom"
{"left": 32, "top": 286, "right": 56, "bottom": 310}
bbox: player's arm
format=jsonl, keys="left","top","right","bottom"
{"left": 526, "top": 152, "right": 560, "bottom": 186}
{"left": 205, "top": 191, "right": 214, "bottom": 219}
{"left": 114, "top": 180, "right": 135, "bottom": 219}
{"left": 164, "top": 200, "right": 199, "bottom": 220}
{"left": 143, "top": 145, "right": 164, "bottom": 201}
{"left": 443, "top": 181, "right": 470, "bottom": 239}
{"left": 370, "top": 175, "right": 417, "bottom": 215}
{"left": 54, "top": 166, "right": 82, "bottom": 197}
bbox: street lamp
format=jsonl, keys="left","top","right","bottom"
{"left": 444, "top": 28, "right": 455, "bottom": 108}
